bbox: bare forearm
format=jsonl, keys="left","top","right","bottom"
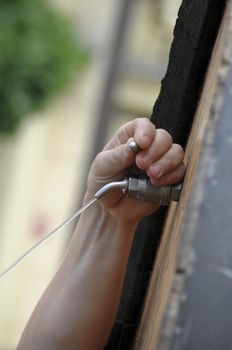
{"left": 17, "top": 199, "right": 136, "bottom": 350}
{"left": 17, "top": 118, "right": 185, "bottom": 349}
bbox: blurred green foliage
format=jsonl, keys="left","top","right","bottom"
{"left": 0, "top": 0, "right": 88, "bottom": 134}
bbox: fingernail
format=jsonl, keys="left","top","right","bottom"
{"left": 151, "top": 164, "right": 163, "bottom": 178}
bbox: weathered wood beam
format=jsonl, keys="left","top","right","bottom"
{"left": 135, "top": 1, "right": 232, "bottom": 349}
{"left": 162, "top": 6, "right": 232, "bottom": 350}
{"left": 107, "top": 0, "right": 227, "bottom": 349}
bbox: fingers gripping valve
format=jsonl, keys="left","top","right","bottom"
{"left": 0, "top": 139, "right": 183, "bottom": 279}
{"left": 94, "top": 140, "right": 183, "bottom": 205}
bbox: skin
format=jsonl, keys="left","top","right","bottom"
{"left": 17, "top": 118, "right": 185, "bottom": 350}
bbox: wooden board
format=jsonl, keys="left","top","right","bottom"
{"left": 107, "top": 0, "right": 227, "bottom": 348}
{"left": 134, "top": 1, "right": 232, "bottom": 349}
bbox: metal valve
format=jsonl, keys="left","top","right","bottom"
{"left": 94, "top": 139, "right": 183, "bottom": 205}
{"left": 126, "top": 176, "right": 182, "bottom": 205}
{"left": 95, "top": 176, "right": 182, "bottom": 205}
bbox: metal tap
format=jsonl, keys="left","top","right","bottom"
{"left": 126, "top": 176, "right": 182, "bottom": 205}
{"left": 94, "top": 139, "right": 183, "bottom": 205}
{"left": 94, "top": 176, "right": 182, "bottom": 205}
{"left": 0, "top": 139, "right": 183, "bottom": 279}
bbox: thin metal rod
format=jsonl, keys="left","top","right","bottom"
{"left": 94, "top": 179, "right": 128, "bottom": 199}
{"left": 0, "top": 198, "right": 97, "bottom": 279}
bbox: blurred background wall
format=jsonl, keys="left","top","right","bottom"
{"left": 0, "top": 0, "right": 181, "bottom": 348}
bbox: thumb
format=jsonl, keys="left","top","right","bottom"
{"left": 92, "top": 139, "right": 136, "bottom": 180}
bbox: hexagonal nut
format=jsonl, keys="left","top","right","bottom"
{"left": 171, "top": 183, "right": 182, "bottom": 201}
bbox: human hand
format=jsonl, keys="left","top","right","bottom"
{"left": 86, "top": 118, "right": 185, "bottom": 227}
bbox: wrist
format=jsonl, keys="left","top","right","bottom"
{"left": 82, "top": 191, "right": 138, "bottom": 236}
{"left": 64, "top": 193, "right": 137, "bottom": 269}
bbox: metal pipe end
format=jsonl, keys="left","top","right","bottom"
{"left": 94, "top": 179, "right": 128, "bottom": 200}
{"left": 128, "top": 140, "right": 141, "bottom": 153}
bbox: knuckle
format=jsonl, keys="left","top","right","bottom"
{"left": 174, "top": 163, "right": 185, "bottom": 178}
{"left": 162, "top": 154, "right": 175, "bottom": 171}
{"left": 117, "top": 124, "right": 128, "bottom": 138}
{"left": 157, "top": 129, "right": 173, "bottom": 146}
{"left": 172, "top": 144, "right": 184, "bottom": 160}
{"left": 136, "top": 117, "right": 156, "bottom": 130}
{"left": 94, "top": 151, "right": 104, "bottom": 165}
{"left": 135, "top": 116, "right": 148, "bottom": 123}
{"left": 110, "top": 149, "right": 120, "bottom": 164}
{"left": 168, "top": 154, "right": 176, "bottom": 168}
{"left": 180, "top": 161, "right": 186, "bottom": 174}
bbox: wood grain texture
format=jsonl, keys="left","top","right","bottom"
{"left": 168, "top": 10, "right": 232, "bottom": 350}
{"left": 107, "top": 1, "right": 227, "bottom": 349}
{"left": 134, "top": 2, "right": 232, "bottom": 349}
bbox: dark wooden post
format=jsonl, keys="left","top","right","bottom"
{"left": 158, "top": 5, "right": 232, "bottom": 349}
{"left": 107, "top": 0, "right": 228, "bottom": 349}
